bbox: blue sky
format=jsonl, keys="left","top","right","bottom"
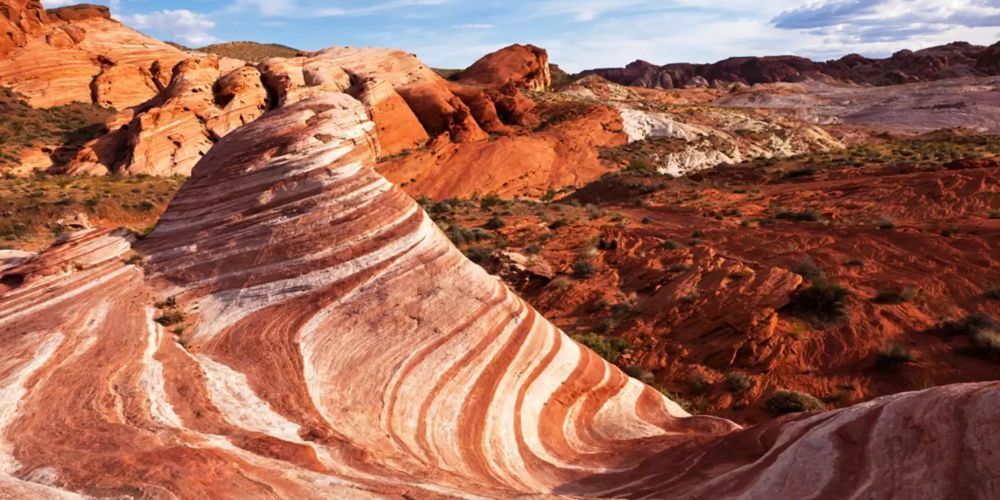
{"left": 44, "top": 0, "right": 1000, "bottom": 72}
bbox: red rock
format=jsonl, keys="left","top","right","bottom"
{"left": 66, "top": 57, "right": 268, "bottom": 176}
{"left": 0, "top": 1, "right": 187, "bottom": 108}
{"left": 457, "top": 43, "right": 552, "bottom": 91}
{"left": 0, "top": 94, "right": 995, "bottom": 498}
{"left": 0, "top": 0, "right": 47, "bottom": 57}
{"left": 587, "top": 42, "right": 1000, "bottom": 88}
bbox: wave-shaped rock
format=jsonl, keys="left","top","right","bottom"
{"left": 1, "top": 91, "right": 997, "bottom": 498}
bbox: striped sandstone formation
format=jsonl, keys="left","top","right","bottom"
{"left": 0, "top": 92, "right": 997, "bottom": 498}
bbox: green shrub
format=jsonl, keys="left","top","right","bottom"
{"left": 154, "top": 310, "right": 185, "bottom": 326}
{"left": 875, "top": 344, "right": 915, "bottom": 369}
{"left": 662, "top": 239, "right": 681, "bottom": 250}
{"left": 776, "top": 209, "right": 822, "bottom": 222}
{"left": 872, "top": 287, "right": 916, "bottom": 304}
{"left": 786, "top": 280, "right": 850, "bottom": 324}
{"left": 689, "top": 374, "right": 710, "bottom": 394}
{"left": 937, "top": 313, "right": 996, "bottom": 337}
{"left": 463, "top": 245, "right": 494, "bottom": 264}
{"left": 479, "top": 193, "right": 501, "bottom": 210}
{"left": 874, "top": 218, "right": 897, "bottom": 230}
{"left": 573, "top": 333, "right": 628, "bottom": 363}
{"left": 483, "top": 216, "right": 505, "bottom": 230}
{"left": 550, "top": 276, "right": 572, "bottom": 291}
{"left": 725, "top": 372, "right": 753, "bottom": 394}
{"left": 763, "top": 390, "right": 824, "bottom": 416}
{"left": 572, "top": 259, "right": 596, "bottom": 279}
{"left": 971, "top": 329, "right": 1000, "bottom": 358}
{"left": 625, "top": 366, "right": 655, "bottom": 384}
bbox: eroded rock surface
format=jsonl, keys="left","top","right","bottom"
{"left": 0, "top": 2, "right": 188, "bottom": 109}
{"left": 457, "top": 43, "right": 552, "bottom": 91}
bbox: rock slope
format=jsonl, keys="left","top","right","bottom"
{"left": 0, "top": 93, "right": 997, "bottom": 498}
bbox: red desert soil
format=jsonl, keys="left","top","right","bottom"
{"left": 428, "top": 137, "right": 1000, "bottom": 423}
{"left": 0, "top": 93, "right": 996, "bottom": 499}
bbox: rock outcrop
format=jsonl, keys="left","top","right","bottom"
{"left": 0, "top": 92, "right": 997, "bottom": 498}
{"left": 0, "top": 0, "right": 46, "bottom": 57}
{"left": 457, "top": 43, "right": 552, "bottom": 91}
{"left": 66, "top": 57, "right": 268, "bottom": 175}
{"left": 258, "top": 46, "right": 488, "bottom": 150}
{"left": 0, "top": 1, "right": 188, "bottom": 109}
{"left": 585, "top": 42, "right": 1000, "bottom": 89}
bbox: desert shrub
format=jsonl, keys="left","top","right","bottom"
{"left": 725, "top": 372, "right": 753, "bottom": 394}
{"left": 785, "top": 280, "right": 850, "bottom": 324}
{"left": 985, "top": 286, "right": 1000, "bottom": 300}
{"left": 154, "top": 296, "right": 177, "bottom": 309}
{"left": 776, "top": 209, "right": 822, "bottom": 222}
{"left": 691, "top": 230, "right": 705, "bottom": 238}
{"left": 662, "top": 239, "right": 681, "bottom": 250}
{"left": 594, "top": 317, "right": 617, "bottom": 334}
{"left": 875, "top": 344, "right": 915, "bottom": 369}
{"left": 479, "top": 193, "right": 502, "bottom": 210}
{"left": 763, "top": 390, "right": 824, "bottom": 416}
{"left": 463, "top": 245, "right": 494, "bottom": 264}
{"left": 791, "top": 257, "right": 824, "bottom": 281}
{"left": 785, "top": 167, "right": 816, "bottom": 178}
{"left": 572, "top": 259, "right": 596, "bottom": 279}
{"left": 548, "top": 218, "right": 568, "bottom": 230}
{"left": 872, "top": 287, "right": 916, "bottom": 304}
{"left": 625, "top": 366, "right": 655, "bottom": 384}
{"left": 573, "top": 333, "right": 628, "bottom": 363}
{"left": 524, "top": 243, "right": 543, "bottom": 255}
{"left": 483, "top": 216, "right": 505, "bottom": 230}
{"left": 550, "top": 276, "right": 572, "bottom": 291}
{"left": 689, "top": 374, "right": 710, "bottom": 394}
{"left": 937, "top": 313, "right": 997, "bottom": 337}
{"left": 971, "top": 329, "right": 1000, "bottom": 358}
{"left": 874, "top": 218, "right": 897, "bottom": 230}
{"left": 154, "top": 310, "right": 185, "bottom": 326}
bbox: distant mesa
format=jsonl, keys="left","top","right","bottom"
{"left": 584, "top": 41, "right": 1000, "bottom": 89}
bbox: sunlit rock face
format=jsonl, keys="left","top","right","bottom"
{"left": 0, "top": 93, "right": 997, "bottom": 499}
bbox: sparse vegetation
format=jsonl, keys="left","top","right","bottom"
{"left": 763, "top": 390, "right": 825, "bottom": 416}
{"left": 872, "top": 287, "right": 916, "bottom": 304}
{"left": 572, "top": 258, "right": 596, "bottom": 279}
{"left": 775, "top": 209, "right": 822, "bottom": 222}
{"left": 154, "top": 310, "right": 185, "bottom": 327}
{"left": 725, "top": 372, "right": 753, "bottom": 394}
{"left": 573, "top": 333, "right": 629, "bottom": 363}
{"left": 785, "top": 280, "right": 850, "bottom": 324}
{"left": 875, "top": 344, "right": 915, "bottom": 369}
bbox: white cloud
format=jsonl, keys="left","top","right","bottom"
{"left": 772, "top": 0, "right": 1000, "bottom": 41}
{"left": 229, "top": 0, "right": 454, "bottom": 18}
{"left": 119, "top": 9, "right": 220, "bottom": 46}
{"left": 454, "top": 23, "right": 494, "bottom": 30}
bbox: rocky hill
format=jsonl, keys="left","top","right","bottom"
{"left": 196, "top": 41, "right": 302, "bottom": 63}
{"left": 584, "top": 41, "right": 1000, "bottom": 89}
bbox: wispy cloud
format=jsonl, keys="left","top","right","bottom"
{"left": 772, "top": 0, "right": 1000, "bottom": 41}
{"left": 119, "top": 9, "right": 220, "bottom": 46}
